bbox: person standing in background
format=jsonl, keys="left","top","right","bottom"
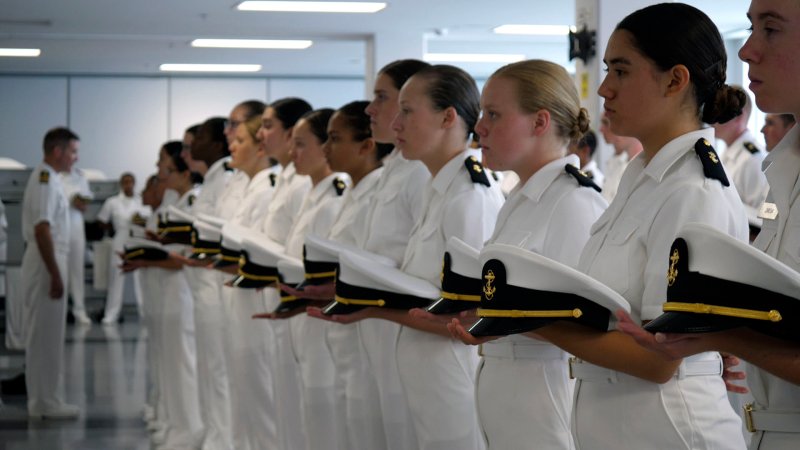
{"left": 60, "top": 167, "right": 93, "bottom": 325}
{"left": 22, "top": 127, "right": 80, "bottom": 419}
{"left": 599, "top": 112, "right": 643, "bottom": 203}
{"left": 569, "top": 129, "right": 605, "bottom": 188}
{"left": 761, "top": 113, "right": 795, "bottom": 152}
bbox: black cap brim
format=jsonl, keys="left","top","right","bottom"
{"left": 274, "top": 299, "right": 310, "bottom": 314}
{"left": 643, "top": 312, "right": 747, "bottom": 334}
{"left": 321, "top": 300, "right": 365, "bottom": 316}
{"left": 230, "top": 276, "right": 275, "bottom": 289}
{"left": 212, "top": 258, "right": 237, "bottom": 269}
{"left": 468, "top": 317, "right": 554, "bottom": 337}
{"left": 426, "top": 298, "right": 478, "bottom": 315}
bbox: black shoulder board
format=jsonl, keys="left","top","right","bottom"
{"left": 269, "top": 172, "right": 277, "bottom": 187}
{"left": 564, "top": 164, "right": 601, "bottom": 192}
{"left": 333, "top": 177, "right": 346, "bottom": 196}
{"left": 39, "top": 170, "right": 50, "bottom": 184}
{"left": 693, "top": 138, "right": 730, "bottom": 186}
{"left": 464, "top": 156, "right": 490, "bottom": 187}
{"left": 743, "top": 141, "right": 760, "bottom": 155}
{"left": 223, "top": 162, "right": 234, "bottom": 172}
{"left": 188, "top": 194, "right": 196, "bottom": 206}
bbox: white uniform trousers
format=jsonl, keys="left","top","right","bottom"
{"left": 185, "top": 267, "right": 233, "bottom": 450}
{"left": 268, "top": 295, "right": 307, "bottom": 450}
{"left": 23, "top": 248, "right": 69, "bottom": 413}
{"left": 4, "top": 266, "right": 25, "bottom": 350}
{"left": 359, "top": 320, "right": 419, "bottom": 450}
{"left": 571, "top": 354, "right": 746, "bottom": 450}
{"left": 327, "top": 323, "right": 387, "bottom": 450}
{"left": 138, "top": 268, "right": 164, "bottom": 426}
{"left": 151, "top": 267, "right": 203, "bottom": 447}
{"left": 476, "top": 342, "right": 574, "bottom": 450}
{"left": 224, "top": 286, "right": 279, "bottom": 450}
{"left": 396, "top": 327, "right": 485, "bottom": 450}
{"left": 289, "top": 314, "right": 345, "bottom": 450}
{"left": 103, "top": 249, "right": 129, "bottom": 322}
{"left": 66, "top": 218, "right": 87, "bottom": 316}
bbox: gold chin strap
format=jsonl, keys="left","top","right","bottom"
{"left": 334, "top": 296, "right": 386, "bottom": 307}
{"left": 220, "top": 254, "right": 240, "bottom": 262}
{"left": 124, "top": 249, "right": 145, "bottom": 260}
{"left": 160, "top": 225, "right": 192, "bottom": 234}
{"left": 192, "top": 247, "right": 220, "bottom": 254}
{"left": 477, "top": 308, "right": 583, "bottom": 319}
{"left": 440, "top": 291, "right": 481, "bottom": 302}
{"left": 237, "top": 269, "right": 279, "bottom": 282}
{"left": 663, "top": 302, "right": 782, "bottom": 322}
{"left": 280, "top": 295, "right": 298, "bottom": 303}
{"left": 304, "top": 271, "right": 336, "bottom": 279}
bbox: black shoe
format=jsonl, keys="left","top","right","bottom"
{"left": 1, "top": 372, "right": 27, "bottom": 396}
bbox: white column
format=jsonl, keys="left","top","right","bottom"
{"left": 364, "top": 32, "right": 425, "bottom": 97}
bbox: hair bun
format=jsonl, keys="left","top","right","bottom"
{"left": 571, "top": 107, "right": 591, "bottom": 140}
{"left": 702, "top": 85, "right": 746, "bottom": 124}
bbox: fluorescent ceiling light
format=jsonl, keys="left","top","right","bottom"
{"left": 237, "top": 1, "right": 386, "bottom": 13}
{"left": 493, "top": 25, "right": 571, "bottom": 36}
{"left": 191, "top": 39, "right": 312, "bottom": 49}
{"left": 159, "top": 64, "right": 262, "bottom": 72}
{"left": 424, "top": 53, "right": 525, "bottom": 63}
{"left": 0, "top": 48, "right": 41, "bottom": 57}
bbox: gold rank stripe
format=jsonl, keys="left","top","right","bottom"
{"left": 220, "top": 254, "right": 240, "bottom": 262}
{"left": 334, "top": 295, "right": 386, "bottom": 307}
{"left": 440, "top": 291, "right": 481, "bottom": 302}
{"left": 160, "top": 225, "right": 192, "bottom": 233}
{"left": 304, "top": 271, "right": 336, "bottom": 279}
{"left": 124, "top": 249, "right": 145, "bottom": 260}
{"left": 192, "top": 247, "right": 220, "bottom": 254}
{"left": 280, "top": 295, "right": 298, "bottom": 303}
{"left": 237, "top": 269, "right": 279, "bottom": 282}
{"left": 663, "top": 302, "right": 782, "bottom": 322}
{"left": 477, "top": 308, "right": 583, "bottom": 319}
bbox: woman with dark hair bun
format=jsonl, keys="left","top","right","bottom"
{"left": 529, "top": 3, "right": 748, "bottom": 449}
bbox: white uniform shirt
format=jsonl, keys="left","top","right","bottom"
{"left": 750, "top": 125, "right": 800, "bottom": 423}
{"left": 97, "top": 193, "right": 149, "bottom": 250}
{"left": 486, "top": 154, "right": 607, "bottom": 347}
{"left": 193, "top": 157, "right": 234, "bottom": 217}
{"left": 230, "top": 168, "right": 278, "bottom": 228}
{"left": 602, "top": 152, "right": 630, "bottom": 204}
{"left": 721, "top": 130, "right": 770, "bottom": 213}
{"left": 284, "top": 173, "right": 350, "bottom": 259}
{"left": 401, "top": 149, "right": 504, "bottom": 285}
{"left": 217, "top": 169, "right": 249, "bottom": 220}
{"left": 261, "top": 162, "right": 312, "bottom": 243}
{"left": 60, "top": 168, "right": 93, "bottom": 224}
{"left": 22, "top": 163, "right": 70, "bottom": 255}
{"left": 582, "top": 159, "right": 605, "bottom": 190}
{"left": 361, "top": 149, "right": 429, "bottom": 264}
{"left": 329, "top": 167, "right": 383, "bottom": 246}
{"left": 579, "top": 128, "right": 748, "bottom": 322}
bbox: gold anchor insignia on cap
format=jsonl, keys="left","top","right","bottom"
{"left": 483, "top": 270, "right": 496, "bottom": 300}
{"left": 667, "top": 248, "right": 679, "bottom": 286}
{"left": 708, "top": 151, "right": 719, "bottom": 164}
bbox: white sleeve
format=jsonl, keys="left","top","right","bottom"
{"left": 96, "top": 197, "right": 113, "bottom": 224}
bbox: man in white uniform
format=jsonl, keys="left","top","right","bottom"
{"left": 598, "top": 113, "right": 643, "bottom": 204}
{"left": 96, "top": 173, "right": 148, "bottom": 324}
{"left": 22, "top": 127, "right": 80, "bottom": 419}
{"left": 569, "top": 129, "right": 605, "bottom": 189}
{"left": 60, "top": 167, "right": 93, "bottom": 325}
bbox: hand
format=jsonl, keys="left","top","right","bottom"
{"left": 182, "top": 256, "right": 216, "bottom": 268}
{"left": 281, "top": 282, "right": 334, "bottom": 301}
{"left": 615, "top": 309, "right": 715, "bottom": 360}
{"left": 447, "top": 318, "right": 500, "bottom": 345}
{"left": 49, "top": 273, "right": 64, "bottom": 299}
{"left": 120, "top": 258, "right": 148, "bottom": 273}
{"left": 71, "top": 196, "right": 88, "bottom": 212}
{"left": 306, "top": 306, "right": 375, "bottom": 325}
{"left": 409, "top": 307, "right": 457, "bottom": 324}
{"left": 721, "top": 352, "right": 749, "bottom": 394}
{"left": 252, "top": 308, "right": 305, "bottom": 320}
{"left": 145, "top": 230, "right": 162, "bottom": 242}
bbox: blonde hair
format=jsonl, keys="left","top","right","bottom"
{"left": 491, "top": 59, "right": 589, "bottom": 142}
{"left": 240, "top": 115, "right": 263, "bottom": 143}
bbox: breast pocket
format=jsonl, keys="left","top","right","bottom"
{"left": 780, "top": 224, "right": 800, "bottom": 270}
{"left": 594, "top": 218, "right": 641, "bottom": 298}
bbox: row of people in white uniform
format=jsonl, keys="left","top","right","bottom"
{"left": 125, "top": 7, "right": 797, "bottom": 448}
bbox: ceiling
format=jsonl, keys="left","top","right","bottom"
{"left": 0, "top": 0, "right": 752, "bottom": 78}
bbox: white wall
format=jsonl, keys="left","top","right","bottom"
{"left": 0, "top": 75, "right": 364, "bottom": 187}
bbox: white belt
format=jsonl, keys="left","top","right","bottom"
{"left": 479, "top": 342, "right": 566, "bottom": 360}
{"left": 744, "top": 404, "right": 800, "bottom": 433}
{"left": 569, "top": 356, "right": 722, "bottom": 383}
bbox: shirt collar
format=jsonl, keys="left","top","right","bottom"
{"left": 206, "top": 157, "right": 229, "bottom": 179}
{"left": 642, "top": 128, "right": 715, "bottom": 183}
{"left": 350, "top": 167, "right": 384, "bottom": 200}
{"left": 516, "top": 154, "right": 579, "bottom": 202}
{"left": 727, "top": 129, "right": 756, "bottom": 157}
{"left": 309, "top": 172, "right": 342, "bottom": 204}
{"left": 431, "top": 148, "right": 478, "bottom": 195}
{"left": 764, "top": 124, "right": 800, "bottom": 167}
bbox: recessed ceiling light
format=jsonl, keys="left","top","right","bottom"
{"left": 236, "top": 1, "right": 387, "bottom": 13}
{"left": 159, "top": 64, "right": 262, "bottom": 72}
{"left": 424, "top": 53, "right": 525, "bottom": 63}
{"left": 0, "top": 48, "right": 41, "bottom": 57}
{"left": 191, "top": 39, "right": 313, "bottom": 49}
{"left": 493, "top": 25, "right": 571, "bottom": 36}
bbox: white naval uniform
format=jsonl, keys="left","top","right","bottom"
{"left": 258, "top": 161, "right": 311, "bottom": 450}
{"left": 0, "top": 196, "right": 6, "bottom": 298}
{"left": 574, "top": 129, "right": 748, "bottom": 450}
{"left": 748, "top": 125, "right": 800, "bottom": 450}
{"left": 602, "top": 152, "right": 630, "bottom": 204}
{"left": 223, "top": 166, "right": 280, "bottom": 450}
{"left": 21, "top": 163, "right": 71, "bottom": 414}
{"left": 149, "top": 189, "right": 203, "bottom": 448}
{"left": 396, "top": 149, "right": 504, "bottom": 450}
{"left": 357, "top": 149, "right": 428, "bottom": 450}
{"left": 477, "top": 154, "right": 607, "bottom": 450}
{"left": 721, "top": 130, "right": 770, "bottom": 221}
{"left": 96, "top": 192, "right": 149, "bottom": 322}
{"left": 581, "top": 159, "right": 604, "bottom": 190}
{"left": 60, "top": 168, "right": 93, "bottom": 318}
{"left": 285, "top": 172, "right": 349, "bottom": 450}
{"left": 182, "top": 157, "right": 235, "bottom": 450}
{"left": 325, "top": 167, "right": 386, "bottom": 450}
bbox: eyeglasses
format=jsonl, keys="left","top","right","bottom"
{"left": 224, "top": 119, "right": 242, "bottom": 130}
